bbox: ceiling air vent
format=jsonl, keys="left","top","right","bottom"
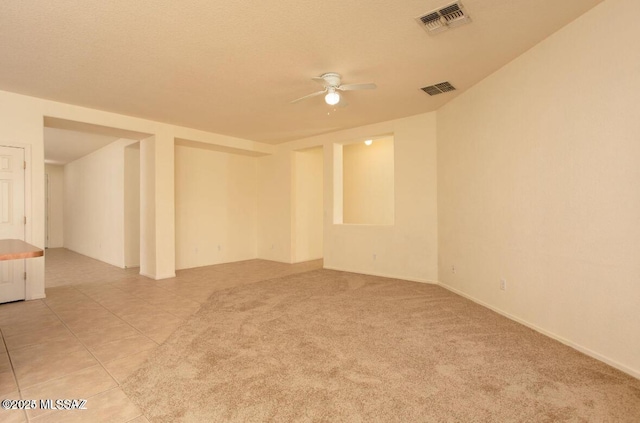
{"left": 421, "top": 82, "right": 456, "bottom": 96}
{"left": 416, "top": 2, "right": 471, "bottom": 35}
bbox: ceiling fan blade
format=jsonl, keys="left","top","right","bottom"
{"left": 312, "top": 77, "right": 328, "bottom": 85}
{"left": 338, "top": 83, "right": 377, "bottom": 91}
{"left": 336, "top": 96, "right": 349, "bottom": 108}
{"left": 290, "top": 90, "right": 325, "bottom": 104}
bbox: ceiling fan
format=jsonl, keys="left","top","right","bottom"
{"left": 291, "top": 73, "right": 377, "bottom": 106}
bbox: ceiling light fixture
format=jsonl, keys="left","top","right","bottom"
{"left": 324, "top": 88, "right": 340, "bottom": 105}
{"left": 364, "top": 139, "right": 373, "bottom": 146}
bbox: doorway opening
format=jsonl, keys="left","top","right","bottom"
{"left": 43, "top": 117, "right": 150, "bottom": 287}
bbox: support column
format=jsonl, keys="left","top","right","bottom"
{"left": 140, "top": 131, "right": 175, "bottom": 279}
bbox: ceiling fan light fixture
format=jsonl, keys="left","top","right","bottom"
{"left": 364, "top": 139, "right": 373, "bottom": 146}
{"left": 325, "top": 89, "right": 340, "bottom": 105}
{"left": 291, "top": 72, "right": 376, "bottom": 105}
{"left": 325, "top": 91, "right": 340, "bottom": 105}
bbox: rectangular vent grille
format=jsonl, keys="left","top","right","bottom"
{"left": 419, "top": 12, "right": 441, "bottom": 31}
{"left": 440, "top": 4, "right": 464, "bottom": 21}
{"left": 421, "top": 82, "right": 456, "bottom": 96}
{"left": 416, "top": 2, "right": 471, "bottom": 35}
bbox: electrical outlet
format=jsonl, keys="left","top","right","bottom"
{"left": 500, "top": 279, "right": 506, "bottom": 291}
{"left": 452, "top": 265, "right": 456, "bottom": 274}
{"left": 373, "top": 254, "right": 377, "bottom": 261}
{"left": 217, "top": 245, "right": 221, "bottom": 251}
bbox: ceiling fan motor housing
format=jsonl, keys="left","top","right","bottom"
{"left": 320, "top": 73, "right": 342, "bottom": 87}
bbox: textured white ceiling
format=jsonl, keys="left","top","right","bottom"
{"left": 1, "top": 0, "right": 602, "bottom": 144}
{"left": 44, "top": 127, "right": 121, "bottom": 165}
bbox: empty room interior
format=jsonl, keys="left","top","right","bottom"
{"left": 1, "top": 0, "right": 639, "bottom": 422}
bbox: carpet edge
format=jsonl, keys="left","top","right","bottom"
{"left": 438, "top": 281, "right": 640, "bottom": 380}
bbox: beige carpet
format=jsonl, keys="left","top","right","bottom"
{"left": 122, "top": 269, "right": 640, "bottom": 422}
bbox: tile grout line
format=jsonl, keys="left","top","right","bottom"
{"left": 76, "top": 280, "right": 197, "bottom": 322}
{"left": 21, "top": 365, "right": 107, "bottom": 423}
{"left": 0, "top": 301, "right": 61, "bottom": 423}
{"left": 46, "top": 285, "right": 156, "bottom": 346}
{"left": 1, "top": 325, "right": 29, "bottom": 423}
{"left": 29, "top": 387, "right": 144, "bottom": 423}
{"left": 71, "top": 283, "right": 188, "bottom": 342}
{"left": 0, "top": 326, "right": 21, "bottom": 394}
{"left": 68, "top": 273, "right": 207, "bottom": 339}
{"left": 42, "top": 283, "right": 167, "bottom": 365}
{"left": 41, "top": 287, "right": 147, "bottom": 385}
{"left": 39, "top": 290, "right": 149, "bottom": 422}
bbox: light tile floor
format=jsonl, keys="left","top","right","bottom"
{"left": 0, "top": 248, "right": 322, "bottom": 422}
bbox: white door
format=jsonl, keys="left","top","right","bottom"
{"left": 0, "top": 146, "right": 26, "bottom": 303}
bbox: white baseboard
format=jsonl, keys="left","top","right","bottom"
{"left": 175, "top": 256, "right": 263, "bottom": 271}
{"left": 139, "top": 271, "right": 176, "bottom": 280}
{"left": 64, "top": 247, "right": 124, "bottom": 269}
{"left": 323, "top": 265, "right": 438, "bottom": 285}
{"left": 438, "top": 282, "right": 640, "bottom": 380}
{"left": 291, "top": 256, "right": 323, "bottom": 264}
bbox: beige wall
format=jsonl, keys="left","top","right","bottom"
{"left": 0, "top": 88, "right": 270, "bottom": 296}
{"left": 139, "top": 137, "right": 157, "bottom": 277}
{"left": 260, "top": 112, "right": 438, "bottom": 283}
{"left": 437, "top": 0, "right": 640, "bottom": 377}
{"left": 257, "top": 151, "right": 294, "bottom": 262}
{"left": 45, "top": 164, "right": 64, "bottom": 248}
{"left": 64, "top": 138, "right": 137, "bottom": 267}
{"left": 175, "top": 144, "right": 257, "bottom": 269}
{"left": 149, "top": 131, "right": 176, "bottom": 279}
{"left": 292, "top": 147, "right": 323, "bottom": 262}
{"left": 343, "top": 137, "right": 394, "bottom": 225}
{"left": 124, "top": 144, "right": 140, "bottom": 268}
{"left": 325, "top": 114, "right": 437, "bottom": 282}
